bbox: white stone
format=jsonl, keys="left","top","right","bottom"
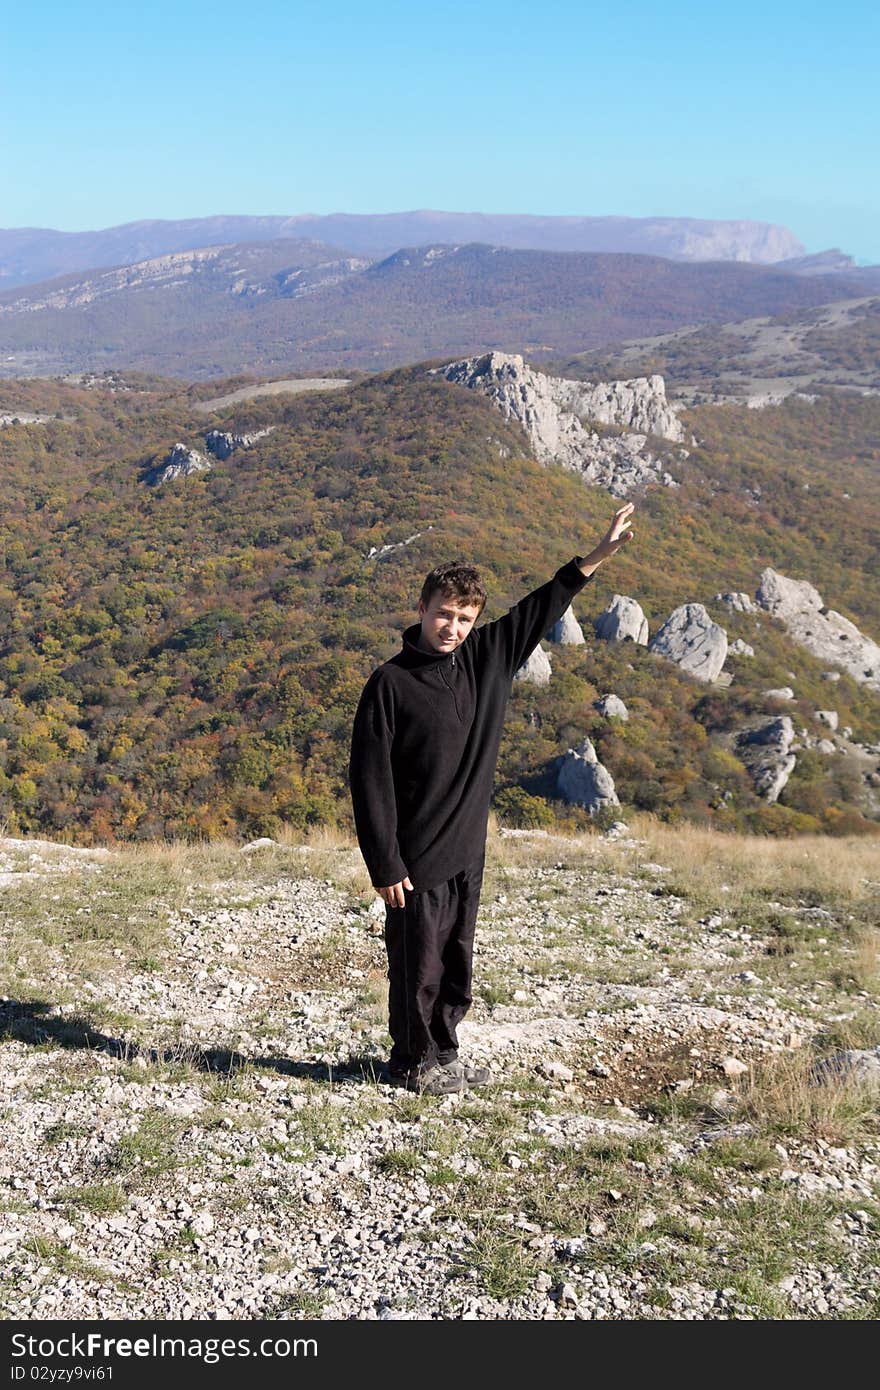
{"left": 710, "top": 1089, "right": 735, "bottom": 1110}
{"left": 715, "top": 591, "right": 755, "bottom": 613}
{"left": 729, "top": 639, "right": 755, "bottom": 657}
{"left": 548, "top": 606, "right": 585, "bottom": 645}
{"left": 514, "top": 643, "right": 552, "bottom": 686}
{"left": 594, "top": 694, "right": 629, "bottom": 721}
{"left": 721, "top": 1057, "right": 749, "bottom": 1078}
{"left": 538, "top": 1061, "right": 574, "bottom": 1082}
{"left": 603, "top": 821, "right": 630, "bottom": 839}
{"left": 204, "top": 427, "right": 275, "bottom": 459}
{"left": 816, "top": 710, "right": 839, "bottom": 731}
{"left": 737, "top": 715, "right": 796, "bottom": 803}
{"left": 148, "top": 442, "right": 211, "bottom": 486}
{"left": 595, "top": 594, "right": 649, "bottom": 645}
{"left": 813, "top": 1049, "right": 880, "bottom": 1088}
{"left": 755, "top": 568, "right": 880, "bottom": 691}
{"left": 556, "top": 739, "right": 619, "bottom": 814}
{"left": 649, "top": 604, "right": 728, "bottom": 682}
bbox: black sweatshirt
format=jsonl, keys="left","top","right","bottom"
{"left": 348, "top": 558, "right": 594, "bottom": 890}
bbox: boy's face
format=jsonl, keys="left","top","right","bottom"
{"left": 417, "top": 590, "right": 481, "bottom": 654}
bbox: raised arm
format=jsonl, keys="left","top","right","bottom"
{"left": 479, "top": 503, "right": 635, "bottom": 678}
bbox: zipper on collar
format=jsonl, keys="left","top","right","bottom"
{"left": 439, "top": 656, "right": 462, "bottom": 720}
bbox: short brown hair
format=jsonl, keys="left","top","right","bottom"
{"left": 420, "top": 561, "right": 487, "bottom": 615}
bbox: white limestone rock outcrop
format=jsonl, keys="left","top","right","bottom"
{"left": 556, "top": 738, "right": 619, "bottom": 814}
{"left": 547, "top": 606, "right": 585, "bottom": 645}
{"left": 816, "top": 710, "right": 839, "bottom": 731}
{"left": 736, "top": 715, "right": 797, "bottom": 803}
{"left": 205, "top": 427, "right": 275, "bottom": 459}
{"left": 595, "top": 595, "right": 649, "bottom": 645}
{"left": 552, "top": 375, "right": 685, "bottom": 441}
{"left": 755, "top": 569, "right": 880, "bottom": 691}
{"left": 514, "top": 644, "right": 553, "bottom": 686}
{"left": 594, "top": 694, "right": 629, "bottom": 721}
{"left": 147, "top": 443, "right": 212, "bottom": 486}
{"left": 649, "top": 604, "right": 728, "bottom": 683}
{"left": 730, "top": 639, "right": 755, "bottom": 657}
{"left": 764, "top": 687, "right": 794, "bottom": 701}
{"left": 715, "top": 591, "right": 756, "bottom": 613}
{"left": 438, "top": 352, "right": 683, "bottom": 498}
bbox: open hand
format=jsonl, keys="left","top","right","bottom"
{"left": 378, "top": 877, "right": 414, "bottom": 908}
{"left": 596, "top": 502, "right": 634, "bottom": 559}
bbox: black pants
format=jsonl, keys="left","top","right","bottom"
{"left": 384, "top": 855, "right": 485, "bottom": 1075}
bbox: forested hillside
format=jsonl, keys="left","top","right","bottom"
{"left": 549, "top": 298, "right": 880, "bottom": 402}
{"left": 0, "top": 370, "right": 877, "bottom": 843}
{"left": 0, "top": 243, "right": 864, "bottom": 380}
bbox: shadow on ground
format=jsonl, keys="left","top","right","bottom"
{"left": 0, "top": 999, "right": 387, "bottom": 1085}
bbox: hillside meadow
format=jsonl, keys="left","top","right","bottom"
{"left": 0, "top": 368, "right": 877, "bottom": 844}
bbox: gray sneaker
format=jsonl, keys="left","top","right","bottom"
{"left": 439, "top": 1059, "right": 492, "bottom": 1088}
{"left": 392, "top": 1064, "right": 468, "bottom": 1095}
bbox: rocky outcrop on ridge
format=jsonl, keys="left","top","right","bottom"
{"left": 514, "top": 644, "right": 553, "bottom": 686}
{"left": 552, "top": 374, "right": 685, "bottom": 441}
{"left": 146, "top": 443, "right": 212, "bottom": 486}
{"left": 547, "top": 607, "right": 585, "bottom": 645}
{"left": 438, "top": 353, "right": 684, "bottom": 498}
{"left": 729, "top": 639, "right": 755, "bottom": 658}
{"left": 755, "top": 569, "right": 880, "bottom": 691}
{"left": 556, "top": 737, "right": 619, "bottom": 813}
{"left": 736, "top": 716, "right": 797, "bottom": 803}
{"left": 594, "top": 595, "right": 649, "bottom": 645}
{"left": 204, "top": 427, "right": 275, "bottom": 459}
{"left": 649, "top": 604, "right": 728, "bottom": 683}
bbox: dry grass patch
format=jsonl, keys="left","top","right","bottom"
{"left": 739, "top": 1048, "right": 879, "bottom": 1145}
{"left": 623, "top": 817, "right": 880, "bottom": 918}
{"left": 840, "top": 926, "right": 880, "bottom": 993}
{"left": 481, "top": 820, "right": 879, "bottom": 945}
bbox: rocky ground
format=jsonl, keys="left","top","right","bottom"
{"left": 0, "top": 827, "right": 878, "bottom": 1321}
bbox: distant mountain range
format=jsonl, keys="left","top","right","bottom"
{"left": 0, "top": 240, "right": 869, "bottom": 381}
{"left": 0, "top": 211, "right": 811, "bottom": 290}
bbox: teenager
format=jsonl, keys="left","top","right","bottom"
{"left": 349, "top": 503, "right": 634, "bottom": 1093}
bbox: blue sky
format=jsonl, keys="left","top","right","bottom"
{"left": 3, "top": 0, "right": 878, "bottom": 261}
